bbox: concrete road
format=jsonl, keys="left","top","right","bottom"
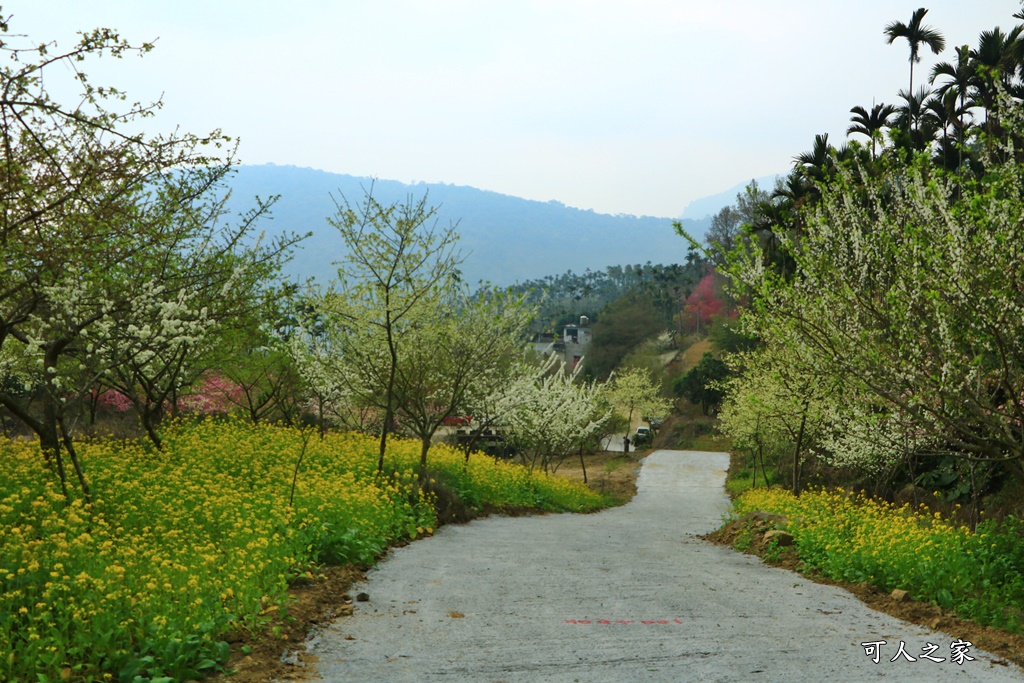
{"left": 307, "top": 450, "right": 1024, "bottom": 682}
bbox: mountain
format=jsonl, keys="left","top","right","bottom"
{"left": 679, "top": 174, "right": 782, "bottom": 221}
{"left": 222, "top": 165, "right": 711, "bottom": 287}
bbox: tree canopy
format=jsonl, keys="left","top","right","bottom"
{"left": 0, "top": 13, "right": 300, "bottom": 499}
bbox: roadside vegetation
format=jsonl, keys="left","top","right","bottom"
{"left": 684, "top": 4, "right": 1024, "bottom": 646}
{"left": 12, "top": 2, "right": 1024, "bottom": 679}
{"left": 0, "top": 419, "right": 607, "bottom": 682}
{"left": 734, "top": 488, "right": 1024, "bottom": 633}
{"left": 0, "top": 13, "right": 665, "bottom": 681}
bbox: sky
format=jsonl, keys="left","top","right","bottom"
{"left": 3, "top": 1, "right": 1019, "bottom": 217}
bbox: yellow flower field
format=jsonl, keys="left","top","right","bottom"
{"left": 733, "top": 487, "right": 1024, "bottom": 633}
{"left": 0, "top": 419, "right": 607, "bottom": 682}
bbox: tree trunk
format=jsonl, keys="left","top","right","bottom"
{"left": 40, "top": 398, "right": 69, "bottom": 501}
{"left": 378, "top": 314, "right": 398, "bottom": 475}
{"left": 58, "top": 415, "right": 91, "bottom": 504}
{"left": 140, "top": 404, "right": 163, "bottom": 451}
{"left": 792, "top": 403, "right": 809, "bottom": 495}
{"left": 969, "top": 459, "right": 979, "bottom": 533}
{"left": 29, "top": 373, "right": 75, "bottom": 502}
{"left": 750, "top": 446, "right": 758, "bottom": 488}
{"left": 318, "top": 394, "right": 326, "bottom": 438}
{"left": 417, "top": 436, "right": 431, "bottom": 486}
{"left": 907, "top": 450, "right": 919, "bottom": 507}
{"left": 289, "top": 430, "right": 312, "bottom": 507}
{"left": 87, "top": 389, "right": 100, "bottom": 427}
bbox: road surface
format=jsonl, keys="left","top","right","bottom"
{"left": 306, "top": 450, "right": 1024, "bottom": 682}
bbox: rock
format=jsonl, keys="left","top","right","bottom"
{"left": 747, "top": 510, "right": 789, "bottom": 526}
{"left": 356, "top": 592, "right": 370, "bottom": 602}
{"left": 891, "top": 589, "right": 910, "bottom": 603}
{"left": 761, "top": 530, "right": 794, "bottom": 547}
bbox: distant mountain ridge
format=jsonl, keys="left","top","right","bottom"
{"left": 680, "top": 174, "right": 782, "bottom": 220}
{"left": 223, "top": 165, "right": 711, "bottom": 287}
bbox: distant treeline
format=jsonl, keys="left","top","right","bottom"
{"left": 508, "top": 256, "right": 710, "bottom": 333}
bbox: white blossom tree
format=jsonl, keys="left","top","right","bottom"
{"left": 495, "top": 358, "right": 610, "bottom": 473}
{"left": 0, "top": 17, "right": 300, "bottom": 496}
{"left": 716, "top": 339, "right": 835, "bottom": 493}
{"left": 390, "top": 287, "right": 536, "bottom": 481}
{"left": 725, "top": 104, "right": 1024, "bottom": 486}
{"left": 320, "top": 187, "right": 462, "bottom": 474}
{"left": 606, "top": 366, "right": 671, "bottom": 452}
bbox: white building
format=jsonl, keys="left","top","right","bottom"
{"left": 562, "top": 316, "right": 591, "bottom": 369}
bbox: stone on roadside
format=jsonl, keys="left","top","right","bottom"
{"left": 762, "top": 530, "right": 794, "bottom": 547}
{"left": 746, "top": 510, "right": 789, "bottom": 527}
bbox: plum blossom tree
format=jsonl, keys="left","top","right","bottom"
{"left": 389, "top": 287, "right": 536, "bottom": 482}
{"left": 716, "top": 338, "right": 835, "bottom": 493}
{"left": 0, "top": 16, "right": 299, "bottom": 496}
{"left": 727, "top": 106, "right": 1024, "bottom": 486}
{"left": 605, "top": 366, "right": 671, "bottom": 452}
{"left": 495, "top": 357, "right": 610, "bottom": 473}
{"left": 319, "top": 188, "right": 462, "bottom": 474}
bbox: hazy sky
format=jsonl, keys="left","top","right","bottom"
{"left": 4, "top": 1, "right": 1019, "bottom": 216}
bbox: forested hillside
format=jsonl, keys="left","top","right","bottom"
{"left": 223, "top": 164, "right": 711, "bottom": 286}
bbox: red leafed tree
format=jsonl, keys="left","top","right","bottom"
{"left": 681, "top": 273, "right": 723, "bottom": 333}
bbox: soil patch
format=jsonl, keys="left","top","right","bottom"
{"left": 555, "top": 449, "right": 642, "bottom": 505}
{"left": 209, "top": 565, "right": 364, "bottom": 683}
{"left": 704, "top": 512, "right": 1024, "bottom": 670}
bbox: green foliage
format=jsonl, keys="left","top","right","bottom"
{"left": 0, "top": 420, "right": 608, "bottom": 682}
{"left": 512, "top": 262, "right": 705, "bottom": 335}
{"left": 585, "top": 291, "right": 665, "bottom": 380}
{"left": 706, "top": 315, "right": 758, "bottom": 354}
{"left": 673, "top": 352, "right": 729, "bottom": 415}
{"left": 735, "top": 488, "right": 1024, "bottom": 632}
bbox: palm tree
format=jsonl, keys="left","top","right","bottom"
{"left": 884, "top": 8, "right": 946, "bottom": 120}
{"left": 894, "top": 86, "right": 937, "bottom": 151}
{"left": 969, "top": 26, "right": 1024, "bottom": 135}
{"left": 772, "top": 172, "right": 813, "bottom": 207}
{"left": 793, "top": 133, "right": 834, "bottom": 182}
{"left": 848, "top": 103, "right": 897, "bottom": 160}
{"left": 922, "top": 89, "right": 966, "bottom": 167}
{"left": 931, "top": 45, "right": 977, "bottom": 159}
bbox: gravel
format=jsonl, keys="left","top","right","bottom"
{"left": 308, "top": 450, "right": 1024, "bottom": 682}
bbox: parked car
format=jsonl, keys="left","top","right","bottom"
{"left": 633, "top": 426, "right": 652, "bottom": 446}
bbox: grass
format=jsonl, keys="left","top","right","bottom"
{"left": 732, "top": 487, "right": 1024, "bottom": 633}
{"left": 0, "top": 418, "right": 609, "bottom": 682}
